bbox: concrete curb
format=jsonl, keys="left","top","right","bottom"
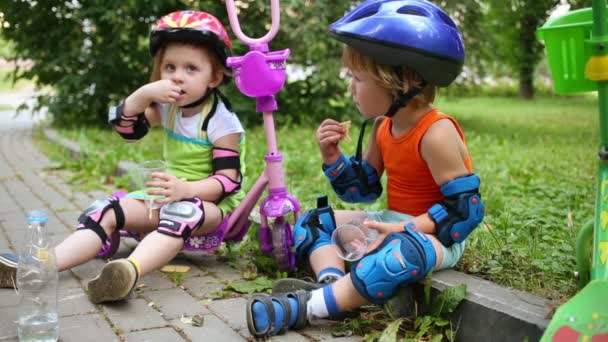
{"left": 421, "top": 270, "right": 548, "bottom": 341}
{"left": 43, "top": 127, "right": 551, "bottom": 341}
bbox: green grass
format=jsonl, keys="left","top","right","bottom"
{"left": 41, "top": 95, "right": 599, "bottom": 302}
{"left": 438, "top": 95, "right": 597, "bottom": 301}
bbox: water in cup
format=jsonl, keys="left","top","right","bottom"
{"left": 137, "top": 160, "right": 166, "bottom": 209}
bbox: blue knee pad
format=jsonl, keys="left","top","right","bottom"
{"left": 351, "top": 223, "right": 436, "bottom": 304}
{"left": 293, "top": 196, "right": 336, "bottom": 262}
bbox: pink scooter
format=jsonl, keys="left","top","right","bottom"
{"left": 98, "top": 0, "right": 300, "bottom": 271}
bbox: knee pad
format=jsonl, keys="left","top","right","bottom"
{"left": 157, "top": 198, "right": 205, "bottom": 240}
{"left": 293, "top": 196, "right": 336, "bottom": 261}
{"left": 351, "top": 223, "right": 436, "bottom": 304}
{"left": 78, "top": 196, "right": 125, "bottom": 244}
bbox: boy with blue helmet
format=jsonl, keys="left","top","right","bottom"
{"left": 246, "top": 0, "right": 484, "bottom": 338}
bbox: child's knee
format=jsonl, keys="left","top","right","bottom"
{"left": 77, "top": 196, "right": 126, "bottom": 243}
{"left": 293, "top": 201, "right": 337, "bottom": 262}
{"left": 350, "top": 225, "right": 436, "bottom": 304}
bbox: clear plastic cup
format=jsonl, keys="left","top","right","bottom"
{"left": 331, "top": 218, "right": 378, "bottom": 261}
{"left": 136, "top": 160, "right": 166, "bottom": 209}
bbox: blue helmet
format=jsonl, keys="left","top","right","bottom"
{"left": 329, "top": 0, "right": 465, "bottom": 87}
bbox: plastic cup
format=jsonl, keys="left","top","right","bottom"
{"left": 136, "top": 160, "right": 166, "bottom": 210}
{"left": 331, "top": 220, "right": 378, "bottom": 261}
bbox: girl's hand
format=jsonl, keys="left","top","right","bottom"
{"left": 316, "top": 119, "right": 346, "bottom": 163}
{"left": 363, "top": 220, "right": 406, "bottom": 252}
{"left": 146, "top": 172, "right": 189, "bottom": 204}
{"left": 144, "top": 79, "right": 183, "bottom": 104}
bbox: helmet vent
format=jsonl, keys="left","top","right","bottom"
{"left": 397, "top": 6, "right": 428, "bottom": 17}
{"left": 351, "top": 7, "right": 380, "bottom": 22}
{"left": 437, "top": 10, "right": 458, "bottom": 28}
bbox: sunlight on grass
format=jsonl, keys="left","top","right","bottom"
{"left": 44, "top": 95, "right": 599, "bottom": 301}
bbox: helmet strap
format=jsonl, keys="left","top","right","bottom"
{"left": 383, "top": 80, "right": 427, "bottom": 117}
{"left": 180, "top": 89, "right": 214, "bottom": 109}
{"left": 355, "top": 117, "right": 376, "bottom": 162}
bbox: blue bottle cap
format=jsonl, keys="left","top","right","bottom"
{"left": 27, "top": 210, "right": 48, "bottom": 223}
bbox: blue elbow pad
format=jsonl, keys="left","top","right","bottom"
{"left": 322, "top": 153, "right": 382, "bottom": 203}
{"left": 428, "top": 173, "right": 485, "bottom": 247}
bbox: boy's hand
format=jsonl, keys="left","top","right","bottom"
{"left": 143, "top": 80, "right": 183, "bottom": 104}
{"left": 146, "top": 172, "right": 189, "bottom": 204}
{"left": 363, "top": 220, "right": 406, "bottom": 252}
{"left": 317, "top": 119, "right": 347, "bottom": 164}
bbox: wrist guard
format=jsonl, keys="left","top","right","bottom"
{"left": 322, "top": 153, "right": 382, "bottom": 203}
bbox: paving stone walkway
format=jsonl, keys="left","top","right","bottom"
{"left": 0, "top": 92, "right": 360, "bottom": 341}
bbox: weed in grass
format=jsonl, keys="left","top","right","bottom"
{"left": 334, "top": 282, "right": 465, "bottom": 341}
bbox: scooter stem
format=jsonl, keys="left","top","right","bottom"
{"left": 224, "top": 0, "right": 281, "bottom": 46}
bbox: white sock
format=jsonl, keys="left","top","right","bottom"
{"left": 318, "top": 273, "right": 341, "bottom": 284}
{"left": 306, "top": 288, "right": 329, "bottom": 320}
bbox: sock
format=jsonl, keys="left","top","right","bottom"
{"left": 306, "top": 285, "right": 340, "bottom": 320}
{"left": 126, "top": 257, "right": 142, "bottom": 276}
{"left": 317, "top": 267, "right": 344, "bottom": 283}
{"left": 252, "top": 297, "right": 299, "bottom": 334}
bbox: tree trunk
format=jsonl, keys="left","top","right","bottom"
{"left": 518, "top": 13, "right": 539, "bottom": 100}
{"left": 519, "top": 67, "right": 534, "bottom": 99}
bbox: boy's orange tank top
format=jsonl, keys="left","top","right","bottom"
{"left": 376, "top": 109, "right": 473, "bottom": 216}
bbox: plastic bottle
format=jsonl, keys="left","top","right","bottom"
{"left": 16, "top": 210, "right": 59, "bottom": 342}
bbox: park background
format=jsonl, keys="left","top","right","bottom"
{"left": 0, "top": 0, "right": 599, "bottom": 335}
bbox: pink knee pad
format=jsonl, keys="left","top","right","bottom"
{"left": 77, "top": 196, "right": 125, "bottom": 243}
{"left": 157, "top": 198, "right": 205, "bottom": 240}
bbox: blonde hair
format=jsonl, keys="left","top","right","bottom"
{"left": 149, "top": 41, "right": 228, "bottom": 83}
{"left": 342, "top": 46, "right": 435, "bottom": 107}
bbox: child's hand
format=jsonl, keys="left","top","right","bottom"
{"left": 146, "top": 172, "right": 189, "bottom": 204}
{"left": 317, "top": 119, "right": 346, "bottom": 163}
{"left": 144, "top": 79, "right": 183, "bottom": 104}
{"left": 363, "top": 220, "right": 406, "bottom": 252}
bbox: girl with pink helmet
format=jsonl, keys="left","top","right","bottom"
{"left": 0, "top": 10, "right": 247, "bottom": 305}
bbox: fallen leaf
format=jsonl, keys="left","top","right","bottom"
{"left": 161, "top": 265, "right": 191, "bottom": 273}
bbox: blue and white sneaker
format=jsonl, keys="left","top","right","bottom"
{"left": 0, "top": 252, "right": 18, "bottom": 288}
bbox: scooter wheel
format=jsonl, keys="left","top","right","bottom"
{"left": 272, "top": 217, "right": 294, "bottom": 271}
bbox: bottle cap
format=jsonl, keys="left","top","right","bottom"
{"left": 27, "top": 210, "right": 48, "bottom": 223}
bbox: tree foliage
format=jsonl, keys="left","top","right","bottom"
{"left": 0, "top": 0, "right": 357, "bottom": 127}
{"left": 0, "top": 0, "right": 597, "bottom": 125}
{"left": 484, "top": 0, "right": 592, "bottom": 98}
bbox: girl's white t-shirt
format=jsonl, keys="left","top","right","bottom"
{"left": 160, "top": 100, "right": 244, "bottom": 143}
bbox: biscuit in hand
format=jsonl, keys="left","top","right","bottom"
{"left": 340, "top": 120, "right": 352, "bottom": 142}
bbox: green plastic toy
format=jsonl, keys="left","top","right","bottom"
{"left": 537, "top": 0, "right": 608, "bottom": 341}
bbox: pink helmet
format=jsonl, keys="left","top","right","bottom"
{"left": 149, "top": 11, "right": 232, "bottom": 67}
